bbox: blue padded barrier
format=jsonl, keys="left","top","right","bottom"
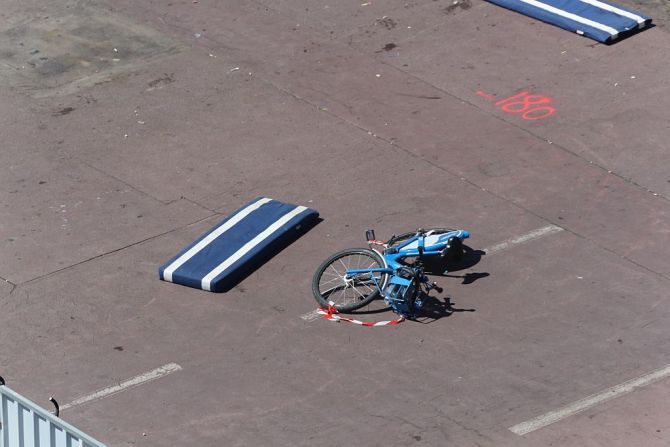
{"left": 159, "top": 197, "right": 319, "bottom": 292}
{"left": 485, "top": 0, "right": 651, "bottom": 43}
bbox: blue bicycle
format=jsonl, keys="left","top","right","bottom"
{"left": 312, "top": 228, "right": 470, "bottom": 318}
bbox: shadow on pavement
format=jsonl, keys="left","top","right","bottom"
{"left": 412, "top": 295, "right": 477, "bottom": 324}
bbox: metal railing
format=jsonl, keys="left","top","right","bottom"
{"left": 0, "top": 377, "right": 106, "bottom": 447}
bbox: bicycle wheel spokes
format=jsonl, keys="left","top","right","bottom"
{"left": 313, "top": 249, "right": 386, "bottom": 312}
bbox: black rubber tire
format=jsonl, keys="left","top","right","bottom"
{"left": 386, "top": 228, "right": 456, "bottom": 248}
{"left": 312, "top": 248, "right": 388, "bottom": 312}
{"left": 406, "top": 277, "right": 421, "bottom": 319}
{"left": 445, "top": 236, "right": 464, "bottom": 262}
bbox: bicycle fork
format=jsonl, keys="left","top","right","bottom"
{"left": 411, "top": 276, "right": 443, "bottom": 316}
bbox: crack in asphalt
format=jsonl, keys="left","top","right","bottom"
{"left": 1, "top": 275, "right": 17, "bottom": 288}
{"left": 369, "top": 408, "right": 494, "bottom": 444}
{"left": 18, "top": 209, "right": 220, "bottom": 286}
{"left": 76, "top": 157, "right": 174, "bottom": 206}
{"left": 125, "top": 0, "right": 669, "bottom": 205}
{"left": 249, "top": 0, "right": 668, "bottom": 203}
{"left": 253, "top": 72, "right": 670, "bottom": 285}
{"left": 375, "top": 57, "right": 670, "bottom": 203}
{"left": 426, "top": 405, "right": 495, "bottom": 444}
{"left": 140, "top": 0, "right": 670, "bottom": 284}
{"left": 16, "top": 1, "right": 669, "bottom": 288}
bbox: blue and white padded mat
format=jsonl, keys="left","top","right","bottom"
{"left": 485, "top": 0, "right": 651, "bottom": 43}
{"left": 159, "top": 197, "right": 319, "bottom": 292}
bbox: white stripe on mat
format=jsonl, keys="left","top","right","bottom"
{"left": 162, "top": 197, "right": 272, "bottom": 282}
{"left": 579, "top": 0, "right": 647, "bottom": 26}
{"left": 519, "top": 0, "right": 619, "bottom": 36}
{"left": 201, "top": 206, "right": 308, "bottom": 291}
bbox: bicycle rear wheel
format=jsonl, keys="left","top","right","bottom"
{"left": 312, "top": 248, "right": 388, "bottom": 312}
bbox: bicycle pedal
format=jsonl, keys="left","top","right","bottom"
{"left": 429, "top": 282, "right": 443, "bottom": 293}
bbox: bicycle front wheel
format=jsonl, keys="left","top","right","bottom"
{"left": 312, "top": 248, "right": 388, "bottom": 312}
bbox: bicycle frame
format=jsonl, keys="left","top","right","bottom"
{"left": 311, "top": 228, "right": 469, "bottom": 317}
{"left": 346, "top": 229, "right": 469, "bottom": 280}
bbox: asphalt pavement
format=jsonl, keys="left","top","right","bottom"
{"left": 1, "top": 0, "right": 669, "bottom": 445}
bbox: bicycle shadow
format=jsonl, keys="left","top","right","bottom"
{"left": 349, "top": 245, "right": 487, "bottom": 320}
{"left": 412, "top": 294, "right": 476, "bottom": 324}
{"left": 422, "top": 245, "right": 489, "bottom": 284}
{"left": 348, "top": 293, "right": 476, "bottom": 322}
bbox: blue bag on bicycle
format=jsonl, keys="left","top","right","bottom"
{"left": 159, "top": 197, "right": 319, "bottom": 292}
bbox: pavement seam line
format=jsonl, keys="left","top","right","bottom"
{"left": 75, "top": 157, "right": 172, "bottom": 205}
{"left": 18, "top": 212, "right": 220, "bottom": 287}
{"left": 244, "top": 0, "right": 668, "bottom": 202}
{"left": 300, "top": 224, "right": 564, "bottom": 321}
{"left": 262, "top": 74, "right": 670, "bottom": 284}
{"left": 60, "top": 363, "right": 183, "bottom": 412}
{"left": 509, "top": 363, "right": 670, "bottom": 435}
{"left": 71, "top": 10, "right": 670, "bottom": 286}
{"left": 350, "top": 32, "right": 669, "bottom": 203}
{"left": 178, "top": 15, "right": 670, "bottom": 283}
{"left": 180, "top": 195, "right": 218, "bottom": 213}
{"left": 0, "top": 276, "right": 17, "bottom": 287}
{"left": 140, "top": 0, "right": 666, "bottom": 203}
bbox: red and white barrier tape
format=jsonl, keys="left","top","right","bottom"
{"left": 317, "top": 302, "right": 404, "bottom": 327}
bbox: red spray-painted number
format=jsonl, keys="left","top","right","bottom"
{"left": 477, "top": 90, "right": 556, "bottom": 121}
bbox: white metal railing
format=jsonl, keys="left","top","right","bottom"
{"left": 1, "top": 379, "right": 106, "bottom": 447}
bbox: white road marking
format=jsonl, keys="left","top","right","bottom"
{"left": 509, "top": 363, "right": 670, "bottom": 436}
{"left": 301, "top": 309, "right": 322, "bottom": 322}
{"left": 484, "top": 225, "right": 563, "bottom": 255}
{"left": 301, "top": 224, "right": 564, "bottom": 321}
{"left": 60, "top": 363, "right": 182, "bottom": 411}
